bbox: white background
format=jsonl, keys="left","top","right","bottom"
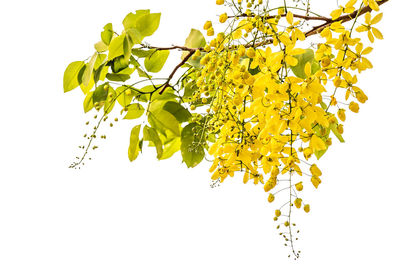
{"left": 1, "top": 0, "right": 400, "bottom": 266}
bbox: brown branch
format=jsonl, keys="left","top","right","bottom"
{"left": 140, "top": 44, "right": 200, "bottom": 52}
{"left": 248, "top": 0, "right": 389, "bottom": 48}
{"left": 231, "top": 12, "right": 331, "bottom": 22}
{"left": 159, "top": 50, "right": 196, "bottom": 94}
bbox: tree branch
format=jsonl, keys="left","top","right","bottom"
{"left": 159, "top": 50, "right": 196, "bottom": 94}
{"left": 231, "top": 12, "right": 331, "bottom": 22}
{"left": 248, "top": 0, "right": 389, "bottom": 48}
{"left": 140, "top": 44, "right": 199, "bottom": 52}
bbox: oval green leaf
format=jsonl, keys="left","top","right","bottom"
{"left": 128, "top": 125, "right": 142, "bottom": 162}
{"left": 63, "top": 61, "right": 85, "bottom": 93}
{"left": 144, "top": 50, "right": 170, "bottom": 73}
{"left": 124, "top": 103, "right": 145, "bottom": 120}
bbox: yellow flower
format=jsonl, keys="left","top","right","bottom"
{"left": 356, "top": 12, "right": 383, "bottom": 43}
{"left": 338, "top": 109, "right": 346, "bottom": 122}
{"left": 311, "top": 176, "right": 321, "bottom": 188}
{"left": 264, "top": 177, "right": 277, "bottom": 192}
{"left": 283, "top": 45, "right": 305, "bottom": 66}
{"left": 295, "top": 182, "right": 303, "bottom": 191}
{"left": 268, "top": 193, "right": 275, "bottom": 203}
{"left": 349, "top": 101, "right": 360, "bottom": 113}
{"left": 275, "top": 209, "right": 281, "bottom": 217}
{"left": 219, "top": 13, "right": 228, "bottom": 23}
{"left": 203, "top": 20, "right": 212, "bottom": 30}
{"left": 363, "top": 0, "right": 380, "bottom": 11}
{"left": 304, "top": 204, "right": 310, "bottom": 213}
{"left": 303, "top": 147, "right": 313, "bottom": 160}
{"left": 310, "top": 164, "right": 322, "bottom": 176}
{"left": 246, "top": 47, "right": 256, "bottom": 58}
{"left": 285, "top": 11, "right": 305, "bottom": 41}
{"left": 330, "top": 0, "right": 357, "bottom": 20}
{"left": 294, "top": 198, "right": 302, "bottom": 209}
{"left": 207, "top": 27, "right": 215, "bottom": 36}
{"left": 310, "top": 135, "right": 327, "bottom": 152}
{"left": 338, "top": 124, "right": 344, "bottom": 134}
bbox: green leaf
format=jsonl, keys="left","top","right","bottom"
{"left": 124, "top": 103, "right": 145, "bottom": 119}
{"left": 79, "top": 75, "right": 95, "bottom": 94}
{"left": 160, "top": 137, "right": 181, "bottom": 160}
{"left": 180, "top": 123, "right": 205, "bottom": 168}
{"left": 117, "top": 67, "right": 134, "bottom": 75}
{"left": 122, "top": 10, "right": 150, "bottom": 30}
{"left": 144, "top": 50, "right": 170, "bottom": 73}
{"left": 83, "top": 91, "right": 94, "bottom": 113}
{"left": 82, "top": 53, "right": 97, "bottom": 87}
{"left": 148, "top": 109, "right": 180, "bottom": 136}
{"left": 315, "top": 148, "right": 327, "bottom": 160}
{"left": 330, "top": 123, "right": 345, "bottom": 143}
{"left": 106, "top": 73, "right": 130, "bottom": 82}
{"left": 139, "top": 139, "right": 143, "bottom": 152}
{"left": 63, "top": 61, "right": 85, "bottom": 92}
{"left": 77, "top": 65, "right": 95, "bottom": 94}
{"left": 143, "top": 125, "right": 163, "bottom": 159}
{"left": 104, "top": 87, "right": 116, "bottom": 114}
{"left": 125, "top": 28, "right": 143, "bottom": 46}
{"left": 130, "top": 57, "right": 151, "bottom": 79}
{"left": 108, "top": 34, "right": 125, "bottom": 61}
{"left": 290, "top": 49, "right": 320, "bottom": 79}
{"left": 93, "top": 83, "right": 109, "bottom": 104}
{"left": 101, "top": 23, "right": 113, "bottom": 45}
{"left": 94, "top": 64, "right": 106, "bottom": 83}
{"left": 182, "top": 29, "right": 206, "bottom": 67}
{"left": 116, "top": 86, "right": 134, "bottom": 107}
{"left": 311, "top": 60, "right": 321, "bottom": 74}
{"left": 183, "top": 29, "right": 206, "bottom": 50}
{"left": 110, "top": 55, "right": 129, "bottom": 73}
{"left": 183, "top": 81, "right": 198, "bottom": 99}
{"left": 136, "top": 13, "right": 161, "bottom": 37}
{"left": 123, "top": 34, "right": 134, "bottom": 60}
{"left": 151, "top": 87, "right": 177, "bottom": 101}
{"left": 313, "top": 124, "right": 330, "bottom": 141}
{"left": 94, "top": 54, "right": 107, "bottom": 69}
{"left": 320, "top": 101, "right": 328, "bottom": 110}
{"left": 128, "top": 125, "right": 142, "bottom": 162}
{"left": 94, "top": 41, "right": 108, "bottom": 52}
{"left": 162, "top": 101, "right": 191, "bottom": 123}
{"left": 132, "top": 48, "right": 155, "bottom": 58}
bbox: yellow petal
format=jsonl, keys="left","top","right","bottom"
{"left": 365, "top": 12, "right": 372, "bottom": 25}
{"left": 286, "top": 55, "right": 298, "bottom": 66}
{"left": 310, "top": 135, "right": 327, "bottom": 151}
{"left": 345, "top": 0, "right": 357, "bottom": 8}
{"left": 290, "top": 48, "right": 306, "bottom": 55}
{"left": 304, "top": 62, "right": 311, "bottom": 77}
{"left": 330, "top": 9, "right": 342, "bottom": 20}
{"left": 310, "top": 164, "right": 322, "bottom": 176}
{"left": 372, "top": 27, "right": 383, "bottom": 39}
{"left": 361, "top": 46, "right": 373, "bottom": 55}
{"left": 311, "top": 176, "right": 321, "bottom": 189}
{"left": 368, "top": 0, "right": 379, "bottom": 11}
{"left": 368, "top": 30, "right": 375, "bottom": 43}
{"left": 232, "top": 29, "right": 242, "bottom": 39}
{"left": 349, "top": 101, "right": 359, "bottom": 113}
{"left": 356, "top": 25, "right": 368, "bottom": 33}
{"left": 286, "top": 11, "right": 294, "bottom": 25}
{"left": 371, "top": 13, "right": 383, "bottom": 25}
